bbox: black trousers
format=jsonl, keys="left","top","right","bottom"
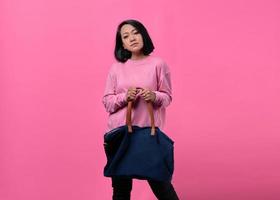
{"left": 111, "top": 176, "right": 179, "bottom": 200}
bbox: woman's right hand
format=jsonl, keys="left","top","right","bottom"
{"left": 126, "top": 87, "right": 138, "bottom": 102}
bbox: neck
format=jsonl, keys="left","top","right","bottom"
{"left": 130, "top": 52, "right": 147, "bottom": 60}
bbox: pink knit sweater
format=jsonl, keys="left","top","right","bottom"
{"left": 102, "top": 55, "right": 172, "bottom": 132}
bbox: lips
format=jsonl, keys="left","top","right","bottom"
{"left": 130, "top": 43, "right": 138, "bottom": 47}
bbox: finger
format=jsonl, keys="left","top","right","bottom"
{"left": 143, "top": 91, "right": 150, "bottom": 97}
{"left": 128, "top": 96, "right": 136, "bottom": 101}
{"left": 143, "top": 96, "right": 150, "bottom": 101}
{"left": 130, "top": 94, "right": 136, "bottom": 99}
{"left": 138, "top": 88, "right": 144, "bottom": 94}
{"left": 136, "top": 88, "right": 143, "bottom": 94}
{"left": 140, "top": 89, "right": 148, "bottom": 96}
{"left": 129, "top": 89, "right": 137, "bottom": 94}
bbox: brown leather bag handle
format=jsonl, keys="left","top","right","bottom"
{"left": 126, "top": 101, "right": 156, "bottom": 135}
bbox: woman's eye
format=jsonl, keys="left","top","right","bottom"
{"left": 122, "top": 31, "right": 138, "bottom": 39}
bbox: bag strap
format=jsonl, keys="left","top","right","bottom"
{"left": 126, "top": 101, "right": 156, "bottom": 135}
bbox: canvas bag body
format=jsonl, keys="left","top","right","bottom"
{"left": 103, "top": 102, "right": 175, "bottom": 182}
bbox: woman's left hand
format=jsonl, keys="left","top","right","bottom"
{"left": 139, "top": 88, "right": 156, "bottom": 102}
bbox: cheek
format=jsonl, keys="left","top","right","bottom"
{"left": 138, "top": 37, "right": 144, "bottom": 46}
{"left": 138, "top": 36, "right": 143, "bottom": 42}
{"left": 122, "top": 40, "right": 129, "bottom": 48}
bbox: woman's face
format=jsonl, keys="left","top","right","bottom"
{"left": 120, "top": 24, "right": 144, "bottom": 54}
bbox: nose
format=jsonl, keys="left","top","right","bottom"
{"left": 129, "top": 35, "right": 136, "bottom": 42}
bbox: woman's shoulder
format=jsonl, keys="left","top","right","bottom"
{"left": 146, "top": 55, "right": 167, "bottom": 65}
{"left": 107, "top": 61, "right": 123, "bottom": 75}
{"left": 152, "top": 55, "right": 165, "bottom": 62}
{"left": 150, "top": 55, "right": 170, "bottom": 73}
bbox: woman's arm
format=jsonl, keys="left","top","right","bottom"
{"left": 153, "top": 60, "right": 172, "bottom": 108}
{"left": 102, "top": 67, "right": 127, "bottom": 114}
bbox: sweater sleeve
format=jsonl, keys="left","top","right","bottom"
{"left": 153, "top": 60, "right": 172, "bottom": 108}
{"left": 102, "top": 65, "right": 127, "bottom": 114}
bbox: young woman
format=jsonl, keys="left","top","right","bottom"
{"left": 102, "top": 19, "right": 179, "bottom": 200}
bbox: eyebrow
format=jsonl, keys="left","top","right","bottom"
{"left": 122, "top": 29, "right": 137, "bottom": 35}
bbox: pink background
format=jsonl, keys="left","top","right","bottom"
{"left": 1, "top": 0, "right": 280, "bottom": 199}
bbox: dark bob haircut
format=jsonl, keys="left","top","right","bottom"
{"left": 114, "top": 19, "right": 155, "bottom": 63}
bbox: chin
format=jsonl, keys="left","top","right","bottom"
{"left": 130, "top": 48, "right": 142, "bottom": 53}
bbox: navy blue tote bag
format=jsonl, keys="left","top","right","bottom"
{"left": 103, "top": 101, "right": 175, "bottom": 182}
